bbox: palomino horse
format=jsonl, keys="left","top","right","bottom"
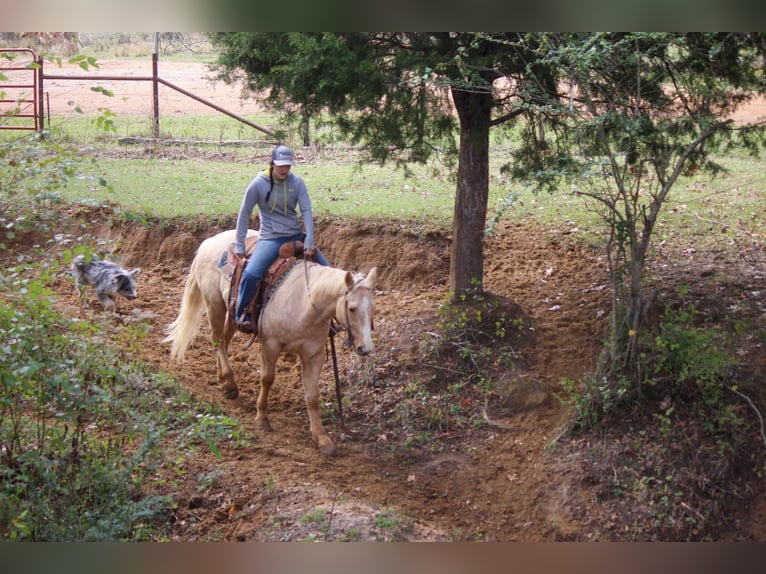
{"left": 163, "top": 229, "right": 377, "bottom": 456}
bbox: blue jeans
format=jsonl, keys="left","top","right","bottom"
{"left": 235, "top": 233, "right": 329, "bottom": 321}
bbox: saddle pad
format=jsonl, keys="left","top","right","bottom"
{"left": 216, "top": 249, "right": 237, "bottom": 279}
{"left": 261, "top": 257, "right": 301, "bottom": 308}
{"left": 217, "top": 236, "right": 258, "bottom": 279}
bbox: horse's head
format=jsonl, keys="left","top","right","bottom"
{"left": 337, "top": 267, "right": 377, "bottom": 355}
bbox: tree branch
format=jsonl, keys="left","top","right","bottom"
{"left": 730, "top": 386, "right": 766, "bottom": 449}
{"left": 489, "top": 108, "right": 524, "bottom": 127}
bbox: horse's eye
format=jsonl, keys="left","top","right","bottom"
{"left": 348, "top": 306, "right": 357, "bottom": 313}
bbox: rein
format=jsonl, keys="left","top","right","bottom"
{"left": 328, "top": 325, "right": 344, "bottom": 428}
{"left": 301, "top": 260, "right": 372, "bottom": 429}
{"left": 303, "top": 258, "right": 351, "bottom": 428}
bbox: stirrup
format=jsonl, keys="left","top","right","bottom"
{"left": 237, "top": 317, "right": 255, "bottom": 334}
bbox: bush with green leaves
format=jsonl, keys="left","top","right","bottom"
{"left": 562, "top": 301, "right": 743, "bottom": 440}
{"left": 389, "top": 287, "right": 529, "bottom": 445}
{"left": 644, "top": 306, "right": 730, "bottom": 397}
{"left": 424, "top": 286, "right": 525, "bottom": 385}
{"left": 0, "top": 262, "right": 166, "bottom": 540}
{"left": 0, "top": 257, "right": 250, "bottom": 540}
{"left": 0, "top": 132, "right": 246, "bottom": 540}
{"left": 2, "top": 131, "right": 102, "bottom": 202}
{"left": 642, "top": 304, "right": 748, "bottom": 442}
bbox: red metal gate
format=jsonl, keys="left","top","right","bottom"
{"left": 0, "top": 49, "right": 41, "bottom": 131}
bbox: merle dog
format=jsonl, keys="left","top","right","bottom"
{"left": 72, "top": 253, "right": 141, "bottom": 311}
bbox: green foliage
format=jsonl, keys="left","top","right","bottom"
{"left": 557, "top": 374, "right": 633, "bottom": 432}
{"left": 0, "top": 257, "right": 250, "bottom": 540}
{"left": 94, "top": 107, "right": 117, "bottom": 133}
{"left": 642, "top": 305, "right": 744, "bottom": 441}
{"left": 0, "top": 133, "right": 246, "bottom": 540}
{"left": 1, "top": 132, "right": 80, "bottom": 204}
{"left": 562, "top": 301, "right": 740, "bottom": 440}
{"left": 644, "top": 306, "right": 731, "bottom": 398}
{"left": 425, "top": 287, "right": 524, "bottom": 382}
{"left": 188, "top": 413, "right": 248, "bottom": 458}
{"left": 378, "top": 288, "right": 529, "bottom": 448}
{"left": 374, "top": 508, "right": 400, "bottom": 531}
{"left": 209, "top": 33, "right": 463, "bottom": 164}
{"left": 0, "top": 132, "right": 111, "bottom": 229}
{"left": 340, "top": 527, "right": 362, "bottom": 542}
{"left": 506, "top": 32, "right": 766, "bottom": 382}
{"left": 300, "top": 508, "right": 328, "bottom": 526}
{"left": 370, "top": 507, "right": 410, "bottom": 541}
{"left": 0, "top": 265, "right": 166, "bottom": 540}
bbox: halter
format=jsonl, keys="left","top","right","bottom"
{"left": 303, "top": 258, "right": 370, "bottom": 349}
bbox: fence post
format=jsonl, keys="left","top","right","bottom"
{"left": 37, "top": 57, "right": 44, "bottom": 135}
{"left": 152, "top": 52, "right": 160, "bottom": 140}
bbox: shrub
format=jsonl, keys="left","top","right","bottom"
{"left": 424, "top": 286, "right": 526, "bottom": 388}
{"left": 563, "top": 301, "right": 741, "bottom": 440}
{"left": 0, "top": 131, "right": 245, "bottom": 538}
{"left": 0, "top": 264, "right": 169, "bottom": 540}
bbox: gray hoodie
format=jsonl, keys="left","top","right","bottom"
{"left": 234, "top": 167, "right": 316, "bottom": 255}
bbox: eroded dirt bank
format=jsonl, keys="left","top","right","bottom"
{"left": 8, "top": 204, "right": 760, "bottom": 541}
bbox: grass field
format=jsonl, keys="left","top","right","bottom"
{"left": 59, "top": 149, "right": 467, "bottom": 224}
{"left": 2, "top": 31, "right": 765, "bottom": 243}
{"left": 52, "top": 136, "right": 766, "bottom": 250}
{"left": 3, "top": 122, "right": 764, "bottom": 252}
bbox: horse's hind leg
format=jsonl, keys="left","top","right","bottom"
{"left": 208, "top": 300, "right": 238, "bottom": 399}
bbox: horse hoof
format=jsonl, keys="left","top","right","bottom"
{"left": 254, "top": 418, "right": 272, "bottom": 432}
{"left": 319, "top": 444, "right": 337, "bottom": 457}
{"left": 222, "top": 384, "right": 239, "bottom": 400}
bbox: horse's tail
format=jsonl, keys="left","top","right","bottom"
{"left": 163, "top": 254, "right": 206, "bottom": 361}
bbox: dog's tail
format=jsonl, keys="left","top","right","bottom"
{"left": 72, "top": 253, "right": 91, "bottom": 292}
{"left": 163, "top": 255, "right": 205, "bottom": 361}
{"left": 72, "top": 252, "right": 99, "bottom": 269}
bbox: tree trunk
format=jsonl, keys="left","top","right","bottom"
{"left": 450, "top": 88, "right": 492, "bottom": 298}
{"left": 301, "top": 108, "right": 310, "bottom": 147}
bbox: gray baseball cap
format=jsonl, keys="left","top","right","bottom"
{"left": 271, "top": 145, "right": 295, "bottom": 166}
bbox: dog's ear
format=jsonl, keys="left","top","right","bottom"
{"left": 130, "top": 268, "right": 141, "bottom": 278}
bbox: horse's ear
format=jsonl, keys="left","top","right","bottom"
{"left": 130, "top": 268, "right": 141, "bottom": 277}
{"left": 361, "top": 267, "right": 377, "bottom": 289}
{"left": 344, "top": 271, "right": 355, "bottom": 291}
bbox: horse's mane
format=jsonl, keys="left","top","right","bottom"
{"left": 306, "top": 265, "right": 350, "bottom": 304}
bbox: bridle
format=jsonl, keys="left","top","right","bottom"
{"left": 303, "top": 258, "right": 372, "bottom": 349}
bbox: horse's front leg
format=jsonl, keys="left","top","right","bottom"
{"left": 301, "top": 352, "right": 336, "bottom": 456}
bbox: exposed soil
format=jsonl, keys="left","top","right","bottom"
{"left": 6, "top": 59, "right": 766, "bottom": 541}
{"left": 17, "top": 205, "right": 763, "bottom": 542}
{"left": 42, "top": 58, "right": 265, "bottom": 120}
{"left": 40, "top": 210, "right": 614, "bottom": 541}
